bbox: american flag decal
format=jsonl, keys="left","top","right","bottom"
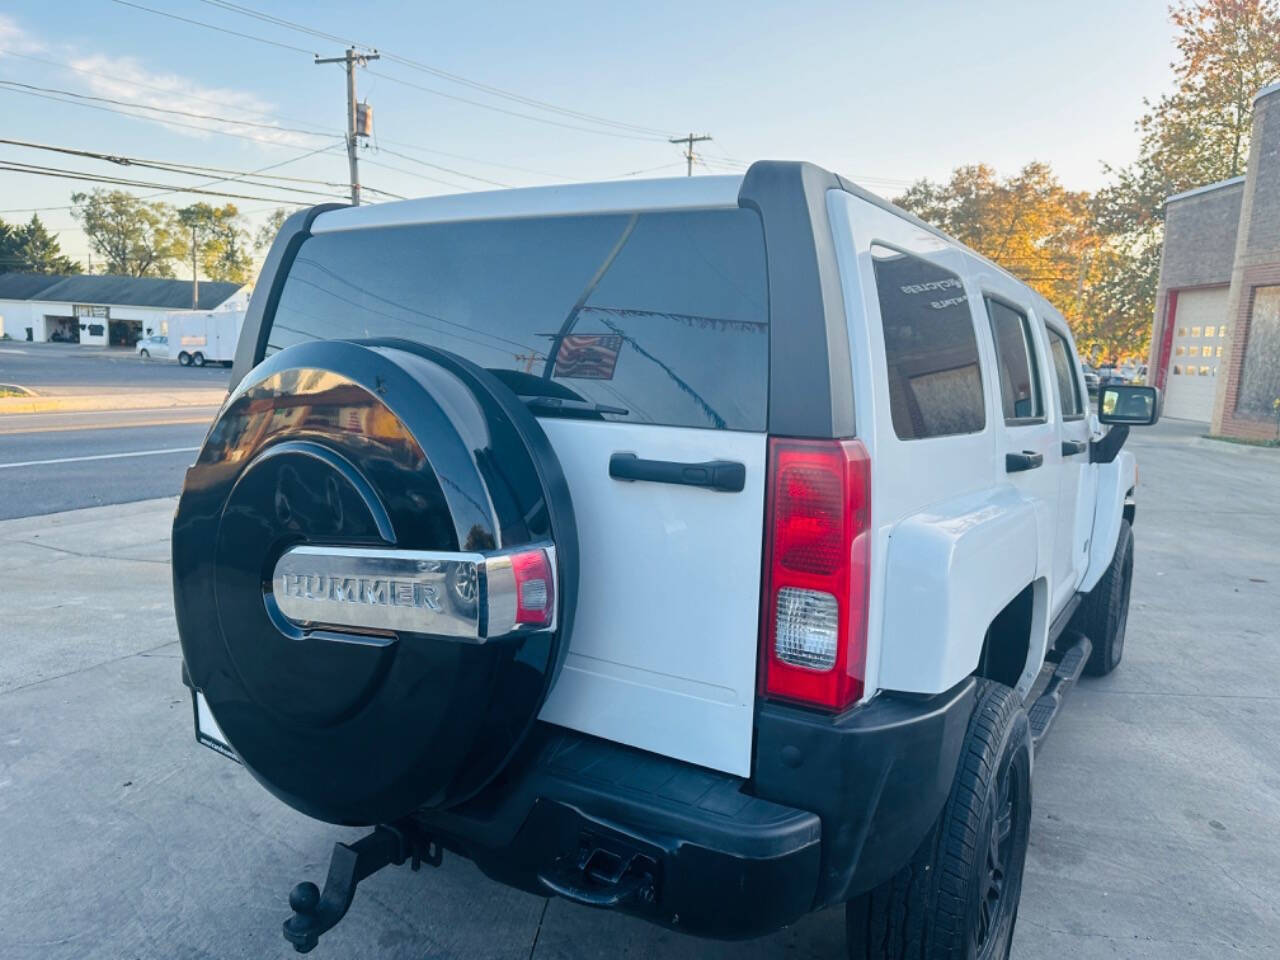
{"left": 552, "top": 334, "right": 623, "bottom": 380}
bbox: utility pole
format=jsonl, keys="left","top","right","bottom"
{"left": 316, "top": 48, "right": 380, "bottom": 205}
{"left": 190, "top": 223, "right": 199, "bottom": 309}
{"left": 669, "top": 133, "right": 712, "bottom": 176}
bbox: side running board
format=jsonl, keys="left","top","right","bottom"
{"left": 1028, "top": 632, "right": 1092, "bottom": 753}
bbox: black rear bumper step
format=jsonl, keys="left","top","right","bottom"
{"left": 412, "top": 726, "right": 822, "bottom": 939}
{"left": 1029, "top": 632, "right": 1092, "bottom": 751}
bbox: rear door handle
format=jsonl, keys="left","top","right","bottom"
{"left": 1005, "top": 450, "right": 1044, "bottom": 472}
{"left": 609, "top": 453, "right": 745, "bottom": 493}
{"left": 1061, "top": 439, "right": 1088, "bottom": 457}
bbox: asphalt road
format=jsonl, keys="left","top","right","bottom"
{"left": 0, "top": 419, "right": 1277, "bottom": 959}
{"left": 0, "top": 344, "right": 223, "bottom": 519}
{"left": 0, "top": 342, "right": 231, "bottom": 393}
{"left": 0, "top": 410, "right": 215, "bottom": 519}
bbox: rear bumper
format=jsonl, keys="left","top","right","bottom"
{"left": 412, "top": 677, "right": 975, "bottom": 938}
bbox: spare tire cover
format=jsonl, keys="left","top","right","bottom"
{"left": 174, "top": 339, "right": 578, "bottom": 825}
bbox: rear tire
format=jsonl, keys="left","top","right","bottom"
{"left": 1070, "top": 519, "right": 1133, "bottom": 676}
{"left": 845, "top": 681, "right": 1032, "bottom": 960}
{"left": 192, "top": 351, "right": 206, "bottom": 367}
{"left": 178, "top": 352, "right": 192, "bottom": 366}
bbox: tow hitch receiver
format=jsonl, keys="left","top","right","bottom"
{"left": 283, "top": 822, "right": 442, "bottom": 953}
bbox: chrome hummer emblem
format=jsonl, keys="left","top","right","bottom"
{"left": 270, "top": 543, "right": 555, "bottom": 642}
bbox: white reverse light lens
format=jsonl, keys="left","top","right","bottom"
{"left": 774, "top": 587, "right": 838, "bottom": 671}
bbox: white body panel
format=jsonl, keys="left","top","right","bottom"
{"left": 879, "top": 486, "right": 1040, "bottom": 694}
{"left": 829, "top": 188, "right": 1106, "bottom": 699}
{"left": 1080, "top": 450, "right": 1136, "bottom": 594}
{"left": 536, "top": 420, "right": 767, "bottom": 777}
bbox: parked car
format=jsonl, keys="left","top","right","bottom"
{"left": 1082, "top": 362, "right": 1102, "bottom": 396}
{"left": 172, "top": 163, "right": 1161, "bottom": 960}
{"left": 135, "top": 335, "right": 169, "bottom": 359}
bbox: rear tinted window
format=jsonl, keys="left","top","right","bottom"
{"left": 871, "top": 245, "right": 985, "bottom": 440}
{"left": 266, "top": 209, "right": 769, "bottom": 431}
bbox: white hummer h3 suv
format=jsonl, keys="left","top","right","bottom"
{"left": 174, "top": 161, "right": 1160, "bottom": 960}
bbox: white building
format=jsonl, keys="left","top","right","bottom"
{"left": 0, "top": 273, "right": 247, "bottom": 346}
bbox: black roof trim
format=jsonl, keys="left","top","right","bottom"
{"left": 739, "top": 161, "right": 855, "bottom": 438}
{"left": 230, "top": 202, "right": 347, "bottom": 391}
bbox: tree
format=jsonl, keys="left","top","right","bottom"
{"left": 0, "top": 215, "right": 80, "bottom": 275}
{"left": 15, "top": 215, "right": 79, "bottom": 274}
{"left": 71, "top": 190, "right": 180, "bottom": 277}
{"left": 176, "top": 203, "right": 253, "bottom": 286}
{"left": 1093, "top": 0, "right": 1280, "bottom": 355}
{"left": 896, "top": 163, "right": 1115, "bottom": 346}
{"left": 254, "top": 207, "right": 293, "bottom": 252}
{"left": 206, "top": 205, "right": 253, "bottom": 284}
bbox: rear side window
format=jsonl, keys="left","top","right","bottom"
{"left": 266, "top": 209, "right": 769, "bottom": 431}
{"left": 871, "top": 245, "right": 985, "bottom": 440}
{"left": 986, "top": 298, "right": 1044, "bottom": 423}
{"left": 1046, "top": 327, "right": 1084, "bottom": 419}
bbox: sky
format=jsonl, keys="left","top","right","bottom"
{"left": 0, "top": 0, "right": 1181, "bottom": 269}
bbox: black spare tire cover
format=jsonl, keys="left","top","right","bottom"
{"left": 173, "top": 339, "right": 578, "bottom": 825}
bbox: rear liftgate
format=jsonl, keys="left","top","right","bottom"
{"left": 172, "top": 340, "right": 578, "bottom": 952}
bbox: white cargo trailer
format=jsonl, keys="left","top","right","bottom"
{"left": 168, "top": 309, "right": 245, "bottom": 367}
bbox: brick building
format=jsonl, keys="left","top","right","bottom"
{"left": 1148, "top": 81, "right": 1280, "bottom": 438}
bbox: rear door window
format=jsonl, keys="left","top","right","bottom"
{"left": 1046, "top": 327, "right": 1084, "bottom": 419}
{"left": 266, "top": 209, "right": 769, "bottom": 431}
{"left": 871, "top": 245, "right": 985, "bottom": 440}
{"left": 986, "top": 298, "right": 1044, "bottom": 423}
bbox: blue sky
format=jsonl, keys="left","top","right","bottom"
{"left": 0, "top": 0, "right": 1178, "bottom": 267}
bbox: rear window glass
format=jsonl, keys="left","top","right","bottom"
{"left": 265, "top": 209, "right": 769, "bottom": 431}
{"left": 871, "top": 245, "right": 985, "bottom": 440}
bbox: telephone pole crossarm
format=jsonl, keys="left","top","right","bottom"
{"left": 315, "top": 48, "right": 381, "bottom": 205}
{"left": 669, "top": 133, "right": 712, "bottom": 176}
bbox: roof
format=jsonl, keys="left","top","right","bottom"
{"left": 1165, "top": 176, "right": 1246, "bottom": 205}
{"left": 0, "top": 272, "right": 242, "bottom": 310}
{"left": 312, "top": 174, "right": 744, "bottom": 234}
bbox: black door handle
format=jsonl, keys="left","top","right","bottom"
{"left": 1061, "top": 439, "right": 1088, "bottom": 456}
{"left": 1006, "top": 450, "right": 1044, "bottom": 472}
{"left": 609, "top": 453, "right": 745, "bottom": 492}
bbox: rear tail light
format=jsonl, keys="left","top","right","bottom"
{"left": 760, "top": 438, "right": 870, "bottom": 710}
{"left": 510, "top": 547, "right": 554, "bottom": 626}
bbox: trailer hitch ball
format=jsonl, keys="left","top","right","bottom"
{"left": 282, "top": 823, "right": 441, "bottom": 953}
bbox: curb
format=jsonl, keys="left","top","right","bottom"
{"left": 0, "top": 390, "right": 227, "bottom": 415}
{"left": 1189, "top": 435, "right": 1280, "bottom": 458}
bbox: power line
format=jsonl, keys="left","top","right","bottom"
{"left": 0, "top": 80, "right": 335, "bottom": 139}
{"left": 193, "top": 0, "right": 676, "bottom": 137}
{"left": 0, "top": 48, "right": 336, "bottom": 135}
{"left": 0, "top": 137, "right": 402, "bottom": 198}
{"left": 0, "top": 84, "right": 343, "bottom": 152}
{"left": 0, "top": 160, "right": 344, "bottom": 205}
{"left": 357, "top": 154, "right": 476, "bottom": 192}
{"left": 367, "top": 69, "right": 668, "bottom": 142}
{"left": 107, "top": 0, "right": 318, "bottom": 56}
{"left": 370, "top": 145, "right": 509, "bottom": 188}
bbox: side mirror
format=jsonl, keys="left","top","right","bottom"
{"left": 1098, "top": 384, "right": 1161, "bottom": 426}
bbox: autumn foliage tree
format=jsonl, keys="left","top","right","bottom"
{"left": 898, "top": 1, "right": 1280, "bottom": 364}
{"left": 1093, "top": 0, "right": 1280, "bottom": 356}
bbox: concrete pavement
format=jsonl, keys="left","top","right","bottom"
{"left": 0, "top": 420, "right": 1277, "bottom": 959}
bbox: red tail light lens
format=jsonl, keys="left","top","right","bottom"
{"left": 510, "top": 548, "right": 554, "bottom": 626}
{"left": 760, "top": 438, "right": 870, "bottom": 710}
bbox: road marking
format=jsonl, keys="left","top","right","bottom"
{"left": 0, "top": 446, "right": 200, "bottom": 470}
{"left": 0, "top": 414, "right": 215, "bottom": 436}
